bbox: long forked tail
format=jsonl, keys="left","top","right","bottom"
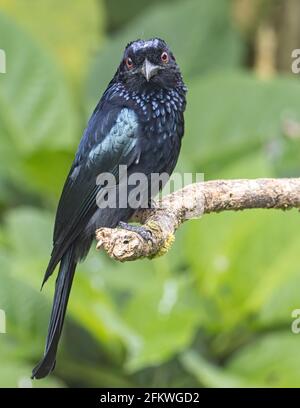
{"left": 32, "top": 246, "right": 77, "bottom": 379}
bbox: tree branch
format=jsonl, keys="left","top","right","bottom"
{"left": 96, "top": 178, "right": 300, "bottom": 261}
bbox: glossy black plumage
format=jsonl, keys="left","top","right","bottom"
{"left": 32, "top": 38, "right": 187, "bottom": 379}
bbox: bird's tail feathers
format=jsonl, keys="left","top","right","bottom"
{"left": 32, "top": 246, "right": 77, "bottom": 379}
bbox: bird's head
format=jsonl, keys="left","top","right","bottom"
{"left": 116, "top": 38, "right": 184, "bottom": 91}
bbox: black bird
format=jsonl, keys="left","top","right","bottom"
{"left": 32, "top": 38, "right": 187, "bottom": 379}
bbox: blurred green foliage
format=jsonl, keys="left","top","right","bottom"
{"left": 0, "top": 0, "right": 300, "bottom": 388}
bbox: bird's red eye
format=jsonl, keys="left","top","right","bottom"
{"left": 125, "top": 57, "right": 134, "bottom": 69}
{"left": 161, "top": 51, "right": 169, "bottom": 63}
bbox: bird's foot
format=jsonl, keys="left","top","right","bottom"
{"left": 148, "top": 198, "right": 158, "bottom": 209}
{"left": 118, "top": 221, "right": 154, "bottom": 243}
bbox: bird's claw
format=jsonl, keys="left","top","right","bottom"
{"left": 148, "top": 198, "right": 158, "bottom": 209}
{"left": 118, "top": 221, "right": 154, "bottom": 243}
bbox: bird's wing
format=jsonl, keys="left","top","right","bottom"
{"left": 43, "top": 102, "right": 140, "bottom": 285}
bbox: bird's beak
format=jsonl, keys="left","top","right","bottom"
{"left": 141, "top": 58, "right": 159, "bottom": 81}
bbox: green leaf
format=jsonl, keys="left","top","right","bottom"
{"left": 0, "top": 340, "right": 64, "bottom": 387}
{"left": 0, "top": 12, "right": 79, "bottom": 198}
{"left": 182, "top": 333, "right": 300, "bottom": 388}
{"left": 0, "top": 0, "right": 105, "bottom": 85}
{"left": 122, "top": 276, "right": 199, "bottom": 372}
{"left": 23, "top": 149, "right": 74, "bottom": 199}
{"left": 0, "top": 12, "right": 78, "bottom": 153}
{"left": 227, "top": 332, "right": 300, "bottom": 387}
{"left": 181, "top": 350, "right": 254, "bottom": 388}
{"left": 104, "top": 0, "right": 172, "bottom": 32}
{"left": 5, "top": 207, "right": 53, "bottom": 259}
{"left": 182, "top": 72, "right": 300, "bottom": 177}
